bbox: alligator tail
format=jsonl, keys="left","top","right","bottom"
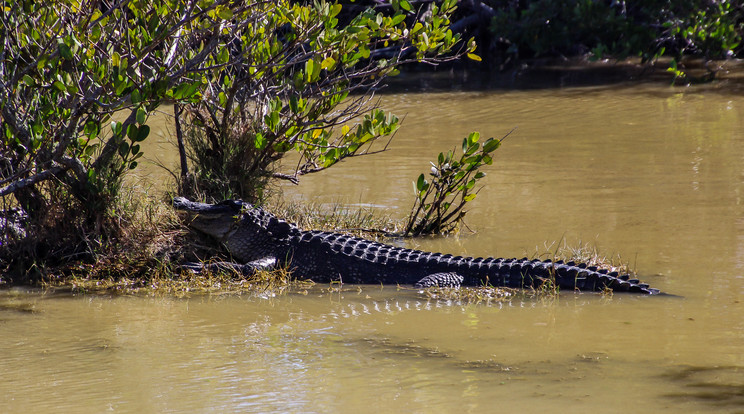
{"left": 454, "top": 257, "right": 660, "bottom": 295}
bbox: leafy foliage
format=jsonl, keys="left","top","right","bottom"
{"left": 404, "top": 131, "right": 503, "bottom": 236}
{"left": 0, "top": 0, "right": 477, "bottom": 278}
{"left": 0, "top": 0, "right": 239, "bottom": 221}
{"left": 179, "top": 0, "right": 473, "bottom": 202}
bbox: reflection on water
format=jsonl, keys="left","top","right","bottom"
{"left": 0, "top": 286, "right": 740, "bottom": 413}
{"left": 5, "top": 79, "right": 744, "bottom": 412}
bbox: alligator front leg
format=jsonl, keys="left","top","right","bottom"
{"left": 181, "top": 257, "right": 278, "bottom": 276}
{"left": 414, "top": 272, "right": 465, "bottom": 288}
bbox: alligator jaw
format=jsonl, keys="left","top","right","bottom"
{"left": 173, "top": 197, "right": 244, "bottom": 241}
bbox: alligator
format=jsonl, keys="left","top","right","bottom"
{"left": 173, "top": 197, "right": 662, "bottom": 295}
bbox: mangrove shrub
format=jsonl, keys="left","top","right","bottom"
{"left": 178, "top": 0, "right": 476, "bottom": 202}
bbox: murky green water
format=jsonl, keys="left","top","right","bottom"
{"left": 3, "top": 72, "right": 744, "bottom": 412}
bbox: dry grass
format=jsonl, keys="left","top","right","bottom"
{"left": 531, "top": 238, "right": 636, "bottom": 275}
{"left": 271, "top": 199, "right": 402, "bottom": 239}
{"left": 59, "top": 266, "right": 298, "bottom": 298}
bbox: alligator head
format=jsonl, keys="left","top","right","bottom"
{"left": 173, "top": 197, "right": 245, "bottom": 242}
{"left": 173, "top": 197, "right": 297, "bottom": 263}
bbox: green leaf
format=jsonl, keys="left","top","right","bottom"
{"left": 136, "top": 107, "right": 146, "bottom": 125}
{"left": 321, "top": 57, "right": 336, "bottom": 70}
{"left": 118, "top": 141, "right": 130, "bottom": 157}
{"left": 270, "top": 111, "right": 280, "bottom": 131}
{"left": 111, "top": 121, "right": 123, "bottom": 136}
{"left": 305, "top": 59, "right": 314, "bottom": 82}
{"left": 467, "top": 131, "right": 480, "bottom": 146}
{"left": 400, "top": 0, "right": 413, "bottom": 12}
{"left": 467, "top": 53, "right": 482, "bottom": 62}
{"left": 22, "top": 74, "right": 34, "bottom": 86}
{"left": 463, "top": 194, "right": 476, "bottom": 202}
{"left": 53, "top": 81, "right": 66, "bottom": 92}
{"left": 216, "top": 7, "right": 233, "bottom": 20}
{"left": 254, "top": 133, "right": 266, "bottom": 149}
{"left": 416, "top": 173, "right": 427, "bottom": 191}
{"left": 482, "top": 138, "right": 501, "bottom": 153}
{"left": 136, "top": 125, "right": 150, "bottom": 141}
{"left": 131, "top": 90, "right": 142, "bottom": 105}
{"left": 58, "top": 41, "right": 73, "bottom": 60}
{"left": 126, "top": 124, "right": 139, "bottom": 140}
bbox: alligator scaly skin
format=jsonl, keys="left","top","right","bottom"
{"left": 174, "top": 197, "right": 661, "bottom": 295}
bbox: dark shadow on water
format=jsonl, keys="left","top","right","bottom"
{"left": 382, "top": 58, "right": 744, "bottom": 96}
{"left": 661, "top": 365, "right": 744, "bottom": 408}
